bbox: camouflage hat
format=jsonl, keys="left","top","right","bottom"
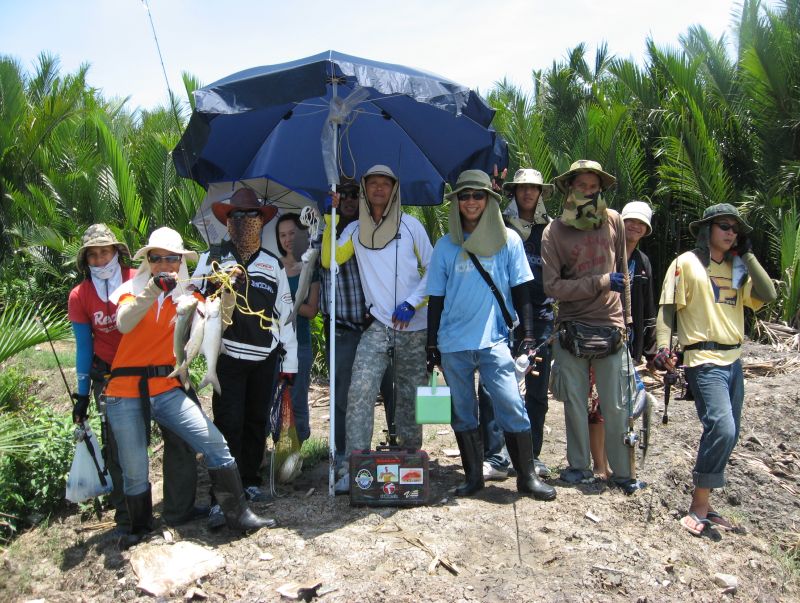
{"left": 689, "top": 203, "right": 753, "bottom": 237}
{"left": 76, "top": 224, "right": 131, "bottom": 274}
{"left": 553, "top": 159, "right": 617, "bottom": 194}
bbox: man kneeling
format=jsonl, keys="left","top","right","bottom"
{"left": 426, "top": 170, "right": 556, "bottom": 501}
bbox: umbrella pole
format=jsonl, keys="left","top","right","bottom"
{"left": 327, "top": 121, "right": 339, "bottom": 497}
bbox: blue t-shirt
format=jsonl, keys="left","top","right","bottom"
{"left": 427, "top": 228, "right": 533, "bottom": 353}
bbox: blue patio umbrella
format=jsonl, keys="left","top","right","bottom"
{"left": 173, "top": 51, "right": 508, "bottom": 495}
{"left": 173, "top": 50, "right": 507, "bottom": 207}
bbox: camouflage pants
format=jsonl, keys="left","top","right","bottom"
{"left": 345, "top": 322, "right": 425, "bottom": 455}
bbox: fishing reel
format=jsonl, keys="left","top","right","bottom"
{"left": 623, "top": 428, "right": 639, "bottom": 448}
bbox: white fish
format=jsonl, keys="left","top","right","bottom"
{"left": 198, "top": 297, "right": 222, "bottom": 394}
{"left": 286, "top": 247, "right": 320, "bottom": 325}
{"left": 176, "top": 300, "right": 206, "bottom": 377}
{"left": 168, "top": 294, "right": 199, "bottom": 384}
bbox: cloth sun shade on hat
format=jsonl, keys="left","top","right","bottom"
{"left": 620, "top": 200, "right": 654, "bottom": 236}
{"left": 211, "top": 188, "right": 279, "bottom": 225}
{"left": 358, "top": 164, "right": 401, "bottom": 250}
{"left": 446, "top": 169, "right": 507, "bottom": 257}
{"left": 553, "top": 159, "right": 617, "bottom": 194}
{"left": 688, "top": 203, "right": 753, "bottom": 237}
{"left": 502, "top": 168, "right": 554, "bottom": 199}
{"left": 76, "top": 223, "right": 131, "bottom": 274}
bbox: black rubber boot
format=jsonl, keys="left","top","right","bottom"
{"left": 208, "top": 463, "right": 276, "bottom": 532}
{"left": 505, "top": 431, "right": 556, "bottom": 501}
{"left": 119, "top": 485, "right": 154, "bottom": 548}
{"left": 454, "top": 429, "right": 484, "bottom": 496}
{"left": 161, "top": 426, "right": 205, "bottom": 526}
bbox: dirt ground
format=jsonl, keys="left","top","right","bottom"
{"left": 2, "top": 340, "right": 800, "bottom": 602}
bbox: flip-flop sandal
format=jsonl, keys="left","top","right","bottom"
{"left": 680, "top": 512, "right": 713, "bottom": 537}
{"left": 706, "top": 511, "right": 744, "bottom": 533}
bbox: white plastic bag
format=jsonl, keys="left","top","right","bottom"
{"left": 65, "top": 425, "right": 113, "bottom": 503}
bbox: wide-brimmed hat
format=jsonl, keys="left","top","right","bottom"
{"left": 444, "top": 170, "right": 502, "bottom": 203}
{"left": 689, "top": 203, "right": 753, "bottom": 237}
{"left": 621, "top": 201, "right": 653, "bottom": 236}
{"left": 363, "top": 164, "right": 397, "bottom": 182}
{"left": 553, "top": 159, "right": 617, "bottom": 194}
{"left": 502, "top": 168, "right": 554, "bottom": 199}
{"left": 132, "top": 227, "right": 199, "bottom": 263}
{"left": 76, "top": 223, "right": 131, "bottom": 274}
{"left": 211, "top": 188, "right": 278, "bottom": 225}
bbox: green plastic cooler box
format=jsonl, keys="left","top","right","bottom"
{"left": 415, "top": 370, "right": 451, "bottom": 424}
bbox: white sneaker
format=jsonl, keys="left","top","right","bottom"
{"left": 334, "top": 472, "right": 350, "bottom": 494}
{"left": 482, "top": 461, "right": 509, "bottom": 481}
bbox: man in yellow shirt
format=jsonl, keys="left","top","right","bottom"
{"left": 654, "top": 203, "right": 776, "bottom": 537}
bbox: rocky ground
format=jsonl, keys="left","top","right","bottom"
{"left": 2, "top": 340, "right": 799, "bottom": 602}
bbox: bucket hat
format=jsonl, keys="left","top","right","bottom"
{"left": 553, "top": 159, "right": 616, "bottom": 193}
{"left": 445, "top": 170, "right": 502, "bottom": 203}
{"left": 363, "top": 164, "right": 398, "bottom": 182}
{"left": 620, "top": 201, "right": 653, "bottom": 236}
{"left": 211, "top": 188, "right": 278, "bottom": 225}
{"left": 132, "top": 227, "right": 199, "bottom": 263}
{"left": 502, "top": 168, "right": 554, "bottom": 199}
{"left": 76, "top": 223, "right": 131, "bottom": 274}
{"left": 689, "top": 203, "right": 752, "bottom": 237}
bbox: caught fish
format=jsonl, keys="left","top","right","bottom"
{"left": 198, "top": 297, "right": 222, "bottom": 394}
{"left": 286, "top": 247, "right": 320, "bottom": 324}
{"left": 168, "top": 294, "right": 199, "bottom": 384}
{"left": 176, "top": 300, "right": 206, "bottom": 377}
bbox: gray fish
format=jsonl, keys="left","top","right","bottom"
{"left": 287, "top": 248, "right": 320, "bottom": 324}
{"left": 168, "top": 294, "right": 199, "bottom": 384}
{"left": 176, "top": 300, "right": 206, "bottom": 377}
{"left": 198, "top": 297, "right": 223, "bottom": 394}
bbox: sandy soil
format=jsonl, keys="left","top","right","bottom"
{"left": 2, "top": 340, "right": 799, "bottom": 602}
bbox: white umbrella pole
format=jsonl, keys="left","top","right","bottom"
{"left": 327, "top": 116, "right": 339, "bottom": 497}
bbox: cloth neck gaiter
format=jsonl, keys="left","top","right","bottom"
{"left": 561, "top": 191, "right": 608, "bottom": 231}
{"left": 228, "top": 216, "right": 263, "bottom": 263}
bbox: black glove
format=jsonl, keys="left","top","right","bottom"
{"left": 733, "top": 234, "right": 752, "bottom": 256}
{"left": 279, "top": 372, "right": 296, "bottom": 386}
{"left": 153, "top": 272, "right": 177, "bottom": 292}
{"left": 71, "top": 393, "right": 90, "bottom": 424}
{"left": 517, "top": 338, "right": 536, "bottom": 357}
{"left": 426, "top": 346, "right": 441, "bottom": 374}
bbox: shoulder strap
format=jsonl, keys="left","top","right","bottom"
{"left": 467, "top": 252, "right": 513, "bottom": 329}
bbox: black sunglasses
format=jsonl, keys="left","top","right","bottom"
{"left": 339, "top": 189, "right": 359, "bottom": 200}
{"left": 230, "top": 209, "right": 261, "bottom": 219}
{"left": 713, "top": 221, "right": 740, "bottom": 233}
{"left": 457, "top": 191, "right": 487, "bottom": 202}
{"left": 148, "top": 253, "right": 182, "bottom": 264}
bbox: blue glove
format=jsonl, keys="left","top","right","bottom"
{"left": 609, "top": 272, "right": 625, "bottom": 293}
{"left": 323, "top": 193, "right": 333, "bottom": 213}
{"left": 392, "top": 301, "right": 415, "bottom": 324}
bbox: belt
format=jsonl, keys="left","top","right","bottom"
{"left": 108, "top": 365, "right": 175, "bottom": 445}
{"left": 684, "top": 341, "right": 741, "bottom": 351}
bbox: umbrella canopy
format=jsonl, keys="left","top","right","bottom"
{"left": 173, "top": 50, "right": 508, "bottom": 206}
{"left": 194, "top": 178, "right": 316, "bottom": 252}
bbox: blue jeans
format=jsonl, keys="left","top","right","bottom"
{"left": 106, "top": 387, "right": 234, "bottom": 496}
{"left": 291, "top": 342, "right": 313, "bottom": 443}
{"left": 442, "top": 342, "right": 531, "bottom": 434}
{"left": 685, "top": 360, "right": 744, "bottom": 489}
{"left": 478, "top": 382, "right": 510, "bottom": 469}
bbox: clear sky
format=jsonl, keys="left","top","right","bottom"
{"left": 1, "top": 0, "right": 750, "bottom": 111}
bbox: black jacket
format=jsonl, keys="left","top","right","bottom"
{"left": 628, "top": 247, "right": 657, "bottom": 363}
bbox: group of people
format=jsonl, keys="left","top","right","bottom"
{"left": 68, "top": 156, "right": 775, "bottom": 544}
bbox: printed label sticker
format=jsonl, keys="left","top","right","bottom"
{"left": 377, "top": 464, "right": 399, "bottom": 483}
{"left": 399, "top": 468, "right": 424, "bottom": 484}
{"left": 355, "top": 469, "right": 373, "bottom": 490}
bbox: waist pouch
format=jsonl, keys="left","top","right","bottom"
{"left": 559, "top": 321, "right": 622, "bottom": 360}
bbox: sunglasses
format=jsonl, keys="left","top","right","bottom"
{"left": 713, "top": 221, "right": 740, "bottom": 233}
{"left": 456, "top": 191, "right": 487, "bottom": 202}
{"left": 148, "top": 253, "right": 182, "bottom": 264}
{"left": 339, "top": 190, "right": 359, "bottom": 200}
{"left": 229, "top": 209, "right": 261, "bottom": 219}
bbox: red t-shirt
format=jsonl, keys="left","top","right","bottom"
{"left": 67, "top": 267, "right": 133, "bottom": 365}
{"left": 105, "top": 290, "right": 203, "bottom": 398}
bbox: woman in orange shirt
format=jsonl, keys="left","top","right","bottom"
{"left": 105, "top": 227, "right": 274, "bottom": 544}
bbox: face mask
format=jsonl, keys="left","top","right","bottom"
{"left": 88, "top": 252, "right": 120, "bottom": 280}
{"left": 228, "top": 215, "right": 263, "bottom": 258}
{"left": 561, "top": 191, "right": 608, "bottom": 231}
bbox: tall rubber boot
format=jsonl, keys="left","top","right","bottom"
{"left": 119, "top": 485, "right": 154, "bottom": 548}
{"left": 505, "top": 431, "right": 556, "bottom": 501}
{"left": 454, "top": 429, "right": 484, "bottom": 496}
{"left": 208, "top": 463, "right": 276, "bottom": 532}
